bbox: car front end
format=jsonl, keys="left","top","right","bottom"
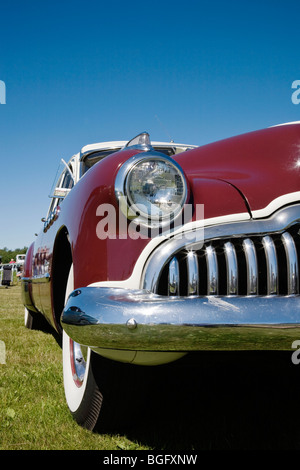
{"left": 61, "top": 125, "right": 300, "bottom": 364}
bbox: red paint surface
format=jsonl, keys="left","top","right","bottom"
{"left": 174, "top": 124, "right": 300, "bottom": 212}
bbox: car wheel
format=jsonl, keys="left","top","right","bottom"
{"left": 62, "top": 330, "right": 104, "bottom": 430}
{"left": 62, "top": 264, "right": 116, "bottom": 431}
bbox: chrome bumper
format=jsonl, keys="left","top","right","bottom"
{"left": 61, "top": 287, "right": 300, "bottom": 351}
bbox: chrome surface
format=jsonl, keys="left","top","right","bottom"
{"left": 262, "top": 235, "right": 278, "bottom": 295}
{"left": 242, "top": 238, "right": 258, "bottom": 295}
{"left": 168, "top": 257, "right": 180, "bottom": 296}
{"left": 224, "top": 241, "right": 238, "bottom": 295}
{"left": 72, "top": 340, "right": 87, "bottom": 383}
{"left": 142, "top": 204, "right": 300, "bottom": 296}
{"left": 186, "top": 251, "right": 199, "bottom": 295}
{"left": 124, "top": 132, "right": 153, "bottom": 151}
{"left": 60, "top": 204, "right": 300, "bottom": 355}
{"left": 206, "top": 245, "right": 218, "bottom": 295}
{"left": 61, "top": 286, "right": 300, "bottom": 352}
{"left": 20, "top": 278, "right": 39, "bottom": 313}
{"left": 126, "top": 318, "right": 137, "bottom": 330}
{"left": 30, "top": 273, "right": 51, "bottom": 283}
{"left": 281, "top": 231, "right": 299, "bottom": 295}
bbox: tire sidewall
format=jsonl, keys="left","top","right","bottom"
{"left": 62, "top": 264, "right": 92, "bottom": 414}
{"left": 62, "top": 330, "right": 92, "bottom": 413}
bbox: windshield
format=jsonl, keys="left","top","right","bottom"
{"left": 82, "top": 149, "right": 122, "bottom": 174}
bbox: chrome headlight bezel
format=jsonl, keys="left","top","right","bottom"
{"left": 115, "top": 152, "right": 188, "bottom": 228}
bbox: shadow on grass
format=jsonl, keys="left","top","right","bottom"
{"left": 100, "top": 351, "right": 300, "bottom": 450}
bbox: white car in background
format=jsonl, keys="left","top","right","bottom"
{"left": 16, "top": 254, "right": 26, "bottom": 266}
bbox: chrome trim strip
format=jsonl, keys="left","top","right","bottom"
{"left": 281, "top": 232, "right": 299, "bottom": 294}
{"left": 168, "top": 257, "right": 180, "bottom": 296}
{"left": 224, "top": 241, "right": 238, "bottom": 295}
{"left": 206, "top": 245, "right": 218, "bottom": 295}
{"left": 262, "top": 235, "right": 278, "bottom": 295}
{"left": 142, "top": 204, "right": 300, "bottom": 292}
{"left": 186, "top": 251, "right": 199, "bottom": 295}
{"left": 242, "top": 238, "right": 258, "bottom": 295}
{"left": 61, "top": 286, "right": 300, "bottom": 352}
{"left": 80, "top": 145, "right": 123, "bottom": 161}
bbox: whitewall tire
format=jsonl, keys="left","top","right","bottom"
{"left": 62, "top": 264, "right": 103, "bottom": 430}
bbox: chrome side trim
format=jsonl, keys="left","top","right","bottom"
{"left": 224, "top": 241, "right": 238, "bottom": 295}
{"left": 61, "top": 286, "right": 300, "bottom": 352}
{"left": 282, "top": 232, "right": 299, "bottom": 294}
{"left": 186, "top": 251, "right": 199, "bottom": 295}
{"left": 168, "top": 257, "right": 180, "bottom": 296}
{"left": 142, "top": 204, "right": 300, "bottom": 292}
{"left": 262, "top": 235, "right": 278, "bottom": 295}
{"left": 242, "top": 238, "right": 258, "bottom": 295}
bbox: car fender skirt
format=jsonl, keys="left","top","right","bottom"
{"left": 61, "top": 287, "right": 300, "bottom": 351}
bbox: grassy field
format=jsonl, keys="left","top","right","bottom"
{"left": 1, "top": 282, "right": 300, "bottom": 450}
{"left": 0, "top": 283, "right": 147, "bottom": 450}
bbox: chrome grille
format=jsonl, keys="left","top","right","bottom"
{"left": 156, "top": 226, "right": 300, "bottom": 297}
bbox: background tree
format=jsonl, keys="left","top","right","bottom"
{"left": 0, "top": 247, "right": 28, "bottom": 264}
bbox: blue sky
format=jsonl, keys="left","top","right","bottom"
{"left": 0, "top": 0, "right": 299, "bottom": 249}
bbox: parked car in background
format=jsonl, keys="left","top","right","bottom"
{"left": 22, "top": 123, "right": 300, "bottom": 430}
{"left": 16, "top": 254, "right": 26, "bottom": 266}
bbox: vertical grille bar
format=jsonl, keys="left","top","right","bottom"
{"left": 206, "top": 245, "right": 218, "bottom": 295}
{"left": 168, "top": 256, "right": 180, "bottom": 296}
{"left": 281, "top": 232, "right": 299, "bottom": 294}
{"left": 186, "top": 251, "right": 199, "bottom": 295}
{"left": 224, "top": 241, "right": 238, "bottom": 295}
{"left": 262, "top": 235, "right": 278, "bottom": 295}
{"left": 242, "top": 238, "right": 258, "bottom": 295}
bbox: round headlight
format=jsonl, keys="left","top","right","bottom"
{"left": 115, "top": 154, "right": 188, "bottom": 226}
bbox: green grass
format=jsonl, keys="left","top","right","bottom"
{"left": 1, "top": 282, "right": 300, "bottom": 449}
{"left": 0, "top": 283, "right": 147, "bottom": 450}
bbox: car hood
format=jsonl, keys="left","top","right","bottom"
{"left": 174, "top": 123, "right": 300, "bottom": 218}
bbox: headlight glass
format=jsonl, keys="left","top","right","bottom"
{"left": 125, "top": 158, "right": 187, "bottom": 221}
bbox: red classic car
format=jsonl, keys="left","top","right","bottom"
{"left": 22, "top": 123, "right": 300, "bottom": 430}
